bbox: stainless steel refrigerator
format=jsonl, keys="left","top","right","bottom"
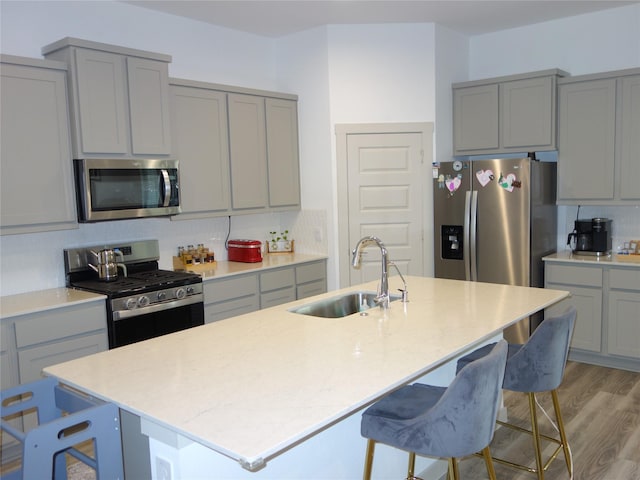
{"left": 433, "top": 157, "right": 557, "bottom": 343}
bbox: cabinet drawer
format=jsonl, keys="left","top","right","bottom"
{"left": 296, "top": 261, "right": 326, "bottom": 284}
{"left": 261, "top": 287, "right": 296, "bottom": 309}
{"left": 610, "top": 268, "right": 640, "bottom": 290}
{"left": 205, "top": 296, "right": 259, "bottom": 324}
{"left": 14, "top": 302, "right": 106, "bottom": 348}
{"left": 260, "top": 268, "right": 295, "bottom": 293}
{"left": 297, "top": 280, "right": 327, "bottom": 300}
{"left": 545, "top": 264, "right": 602, "bottom": 287}
{"left": 17, "top": 333, "right": 108, "bottom": 384}
{"left": 204, "top": 274, "right": 258, "bottom": 303}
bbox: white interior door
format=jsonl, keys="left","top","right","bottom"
{"left": 345, "top": 131, "right": 426, "bottom": 287}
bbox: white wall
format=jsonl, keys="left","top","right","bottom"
{"left": 469, "top": 4, "right": 640, "bottom": 78}
{"left": 467, "top": 3, "right": 640, "bottom": 252}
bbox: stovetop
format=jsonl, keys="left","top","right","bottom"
{"left": 69, "top": 269, "right": 201, "bottom": 298}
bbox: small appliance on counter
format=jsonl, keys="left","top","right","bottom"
{"left": 567, "top": 218, "right": 612, "bottom": 256}
{"left": 227, "top": 239, "right": 263, "bottom": 263}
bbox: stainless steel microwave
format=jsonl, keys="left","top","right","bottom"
{"left": 74, "top": 158, "right": 181, "bottom": 222}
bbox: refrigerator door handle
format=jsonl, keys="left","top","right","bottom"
{"left": 463, "top": 191, "right": 471, "bottom": 281}
{"left": 470, "top": 190, "right": 478, "bottom": 281}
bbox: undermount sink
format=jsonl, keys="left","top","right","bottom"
{"left": 289, "top": 291, "right": 400, "bottom": 318}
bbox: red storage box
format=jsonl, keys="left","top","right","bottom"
{"left": 228, "top": 239, "right": 263, "bottom": 263}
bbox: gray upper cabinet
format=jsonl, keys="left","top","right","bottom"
{"left": 557, "top": 68, "right": 640, "bottom": 204}
{"left": 0, "top": 55, "right": 77, "bottom": 235}
{"left": 453, "top": 69, "right": 567, "bottom": 156}
{"left": 169, "top": 81, "right": 231, "bottom": 218}
{"left": 266, "top": 98, "right": 301, "bottom": 209}
{"left": 170, "top": 80, "right": 300, "bottom": 218}
{"left": 228, "top": 93, "right": 269, "bottom": 211}
{"left": 42, "top": 37, "right": 172, "bottom": 158}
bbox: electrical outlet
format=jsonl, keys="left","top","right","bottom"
{"left": 156, "top": 456, "right": 172, "bottom": 480}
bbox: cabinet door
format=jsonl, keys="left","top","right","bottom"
{"left": 546, "top": 284, "right": 602, "bottom": 353}
{"left": 266, "top": 98, "right": 300, "bottom": 208}
{"left": 453, "top": 84, "right": 499, "bottom": 153}
{"left": 557, "top": 79, "right": 616, "bottom": 201}
{"left": 619, "top": 75, "right": 640, "bottom": 200}
{"left": 170, "top": 85, "right": 230, "bottom": 217}
{"left": 608, "top": 290, "right": 640, "bottom": 359}
{"left": 75, "top": 48, "right": 129, "bottom": 154}
{"left": 0, "top": 63, "right": 77, "bottom": 234}
{"left": 502, "top": 76, "right": 555, "bottom": 149}
{"left": 228, "top": 93, "right": 268, "bottom": 210}
{"left": 127, "top": 57, "right": 172, "bottom": 155}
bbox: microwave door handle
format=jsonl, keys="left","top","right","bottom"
{"left": 160, "top": 169, "right": 171, "bottom": 207}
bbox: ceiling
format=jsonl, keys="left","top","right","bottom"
{"left": 123, "top": 0, "right": 636, "bottom": 38}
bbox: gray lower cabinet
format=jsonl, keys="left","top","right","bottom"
{"left": 203, "top": 274, "right": 260, "bottom": 324}
{"left": 453, "top": 69, "right": 566, "bottom": 156}
{"left": 607, "top": 268, "right": 640, "bottom": 359}
{"left": 204, "top": 260, "right": 327, "bottom": 323}
{"left": 42, "top": 37, "right": 172, "bottom": 158}
{"left": 12, "top": 301, "right": 108, "bottom": 384}
{"left": 260, "top": 268, "right": 296, "bottom": 308}
{"left": 557, "top": 68, "right": 640, "bottom": 204}
{"left": 0, "top": 55, "right": 77, "bottom": 235}
{"left": 169, "top": 82, "right": 231, "bottom": 218}
{"left": 545, "top": 261, "right": 640, "bottom": 371}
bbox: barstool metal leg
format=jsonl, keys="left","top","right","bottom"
{"left": 551, "top": 389, "right": 572, "bottom": 477}
{"left": 363, "top": 439, "right": 375, "bottom": 480}
{"left": 482, "top": 446, "right": 497, "bottom": 480}
{"left": 528, "top": 392, "right": 545, "bottom": 480}
{"left": 407, "top": 451, "right": 416, "bottom": 479}
{"left": 447, "top": 457, "right": 460, "bottom": 480}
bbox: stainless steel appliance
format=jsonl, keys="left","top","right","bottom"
{"left": 74, "top": 158, "right": 181, "bottom": 222}
{"left": 567, "top": 218, "right": 612, "bottom": 255}
{"left": 434, "top": 157, "right": 557, "bottom": 343}
{"left": 65, "top": 239, "right": 203, "bottom": 348}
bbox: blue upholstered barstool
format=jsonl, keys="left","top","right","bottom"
{"left": 456, "top": 306, "right": 577, "bottom": 480}
{"left": 1, "top": 376, "right": 124, "bottom": 480}
{"left": 361, "top": 340, "right": 508, "bottom": 480}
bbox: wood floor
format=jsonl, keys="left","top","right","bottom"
{"left": 440, "top": 361, "right": 640, "bottom": 480}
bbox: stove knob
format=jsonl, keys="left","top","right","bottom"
{"left": 186, "top": 286, "right": 195, "bottom": 295}
{"left": 137, "top": 295, "right": 150, "bottom": 307}
{"left": 175, "top": 287, "right": 186, "bottom": 300}
{"left": 125, "top": 298, "right": 138, "bottom": 310}
{"left": 157, "top": 291, "right": 167, "bottom": 301}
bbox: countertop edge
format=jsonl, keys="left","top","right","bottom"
{"left": 1, "top": 288, "right": 106, "bottom": 319}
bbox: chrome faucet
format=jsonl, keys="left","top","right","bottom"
{"left": 351, "top": 236, "right": 392, "bottom": 307}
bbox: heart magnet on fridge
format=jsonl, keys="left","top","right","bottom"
{"left": 447, "top": 176, "right": 462, "bottom": 194}
{"left": 475, "top": 169, "right": 494, "bottom": 187}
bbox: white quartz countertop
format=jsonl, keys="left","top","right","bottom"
{"left": 0, "top": 287, "right": 106, "bottom": 319}
{"left": 43, "top": 277, "right": 568, "bottom": 469}
{"left": 544, "top": 251, "right": 640, "bottom": 267}
{"left": 181, "top": 253, "right": 327, "bottom": 280}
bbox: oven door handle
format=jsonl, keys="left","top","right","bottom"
{"left": 112, "top": 294, "right": 203, "bottom": 321}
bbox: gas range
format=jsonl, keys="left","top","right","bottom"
{"left": 64, "top": 240, "right": 204, "bottom": 348}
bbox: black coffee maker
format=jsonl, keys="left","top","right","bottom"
{"left": 567, "top": 218, "right": 612, "bottom": 255}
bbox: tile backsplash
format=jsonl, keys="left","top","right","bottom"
{"left": 0, "top": 209, "right": 329, "bottom": 297}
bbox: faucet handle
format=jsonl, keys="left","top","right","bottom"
{"left": 398, "top": 288, "right": 409, "bottom": 303}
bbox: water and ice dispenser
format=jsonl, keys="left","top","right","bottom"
{"left": 441, "top": 225, "right": 463, "bottom": 260}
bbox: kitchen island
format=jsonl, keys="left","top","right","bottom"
{"left": 43, "top": 276, "right": 569, "bottom": 479}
